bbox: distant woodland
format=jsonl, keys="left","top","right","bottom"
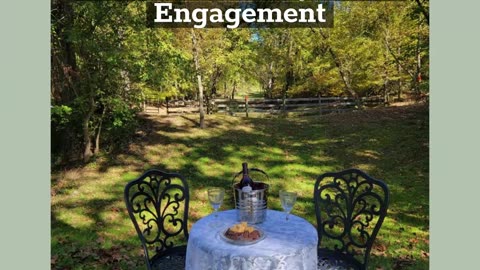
{"left": 51, "top": 0, "right": 429, "bottom": 163}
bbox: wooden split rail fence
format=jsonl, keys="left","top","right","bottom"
{"left": 144, "top": 96, "right": 385, "bottom": 116}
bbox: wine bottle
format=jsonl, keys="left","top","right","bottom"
{"left": 239, "top": 162, "right": 255, "bottom": 192}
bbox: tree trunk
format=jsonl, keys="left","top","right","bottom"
{"left": 385, "top": 37, "right": 416, "bottom": 87}
{"left": 205, "top": 95, "right": 210, "bottom": 115}
{"left": 415, "top": 22, "right": 422, "bottom": 97}
{"left": 191, "top": 29, "right": 205, "bottom": 129}
{"left": 224, "top": 81, "right": 227, "bottom": 98}
{"left": 266, "top": 61, "right": 274, "bottom": 98}
{"left": 397, "top": 47, "right": 402, "bottom": 100}
{"left": 208, "top": 66, "right": 221, "bottom": 114}
{"left": 51, "top": 0, "right": 79, "bottom": 161}
{"left": 94, "top": 125, "right": 101, "bottom": 155}
{"left": 283, "top": 36, "right": 294, "bottom": 112}
{"left": 384, "top": 78, "right": 389, "bottom": 105}
{"left": 383, "top": 28, "right": 419, "bottom": 100}
{"left": 316, "top": 29, "right": 357, "bottom": 98}
{"left": 51, "top": 0, "right": 78, "bottom": 103}
{"left": 83, "top": 95, "right": 95, "bottom": 162}
{"left": 210, "top": 65, "right": 220, "bottom": 97}
{"left": 141, "top": 91, "right": 146, "bottom": 111}
{"left": 329, "top": 47, "right": 355, "bottom": 98}
{"left": 231, "top": 81, "right": 237, "bottom": 100}
{"left": 383, "top": 37, "right": 390, "bottom": 105}
{"left": 415, "top": 0, "right": 429, "bottom": 25}
{"left": 94, "top": 106, "right": 106, "bottom": 154}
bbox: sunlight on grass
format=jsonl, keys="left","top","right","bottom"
{"left": 353, "top": 163, "right": 377, "bottom": 172}
{"left": 51, "top": 105, "right": 429, "bottom": 270}
{"left": 57, "top": 209, "right": 96, "bottom": 229}
{"left": 355, "top": 149, "right": 381, "bottom": 159}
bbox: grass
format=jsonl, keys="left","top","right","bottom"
{"left": 51, "top": 104, "right": 429, "bottom": 270}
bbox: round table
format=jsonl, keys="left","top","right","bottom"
{"left": 186, "top": 209, "right": 318, "bottom": 270}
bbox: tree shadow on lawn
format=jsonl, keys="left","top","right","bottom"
{"left": 118, "top": 105, "right": 426, "bottom": 227}
{"left": 51, "top": 104, "right": 429, "bottom": 269}
{"left": 51, "top": 197, "right": 147, "bottom": 269}
{"left": 93, "top": 111, "right": 339, "bottom": 189}
{"left": 313, "top": 105, "right": 429, "bottom": 268}
{"left": 90, "top": 105, "right": 428, "bottom": 229}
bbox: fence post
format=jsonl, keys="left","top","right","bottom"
{"left": 245, "top": 95, "right": 249, "bottom": 118}
{"left": 318, "top": 94, "right": 322, "bottom": 116}
{"left": 166, "top": 98, "right": 169, "bottom": 115}
{"left": 206, "top": 97, "right": 210, "bottom": 115}
{"left": 212, "top": 99, "right": 216, "bottom": 114}
{"left": 357, "top": 97, "right": 363, "bottom": 111}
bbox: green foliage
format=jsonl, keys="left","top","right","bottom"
{"left": 52, "top": 1, "right": 166, "bottom": 161}
{"left": 51, "top": 105, "right": 73, "bottom": 127}
{"left": 104, "top": 98, "right": 140, "bottom": 149}
{"left": 51, "top": 1, "right": 429, "bottom": 162}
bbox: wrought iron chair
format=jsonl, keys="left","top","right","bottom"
{"left": 314, "top": 169, "right": 389, "bottom": 270}
{"left": 124, "top": 169, "right": 189, "bottom": 270}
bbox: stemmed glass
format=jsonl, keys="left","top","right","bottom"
{"left": 207, "top": 187, "right": 225, "bottom": 227}
{"left": 279, "top": 190, "right": 297, "bottom": 221}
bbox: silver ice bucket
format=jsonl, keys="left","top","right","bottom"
{"left": 233, "top": 183, "right": 269, "bottom": 224}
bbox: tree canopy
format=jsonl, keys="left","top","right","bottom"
{"left": 51, "top": 0, "right": 429, "bottom": 162}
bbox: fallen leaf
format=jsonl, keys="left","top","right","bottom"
{"left": 51, "top": 255, "right": 58, "bottom": 265}
{"left": 57, "top": 237, "right": 69, "bottom": 244}
{"left": 97, "top": 237, "right": 105, "bottom": 244}
{"left": 393, "top": 255, "right": 415, "bottom": 270}
{"left": 371, "top": 242, "right": 387, "bottom": 256}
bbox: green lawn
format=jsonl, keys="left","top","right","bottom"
{"left": 51, "top": 104, "right": 429, "bottom": 270}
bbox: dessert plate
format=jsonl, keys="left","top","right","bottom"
{"left": 219, "top": 225, "right": 266, "bottom": 245}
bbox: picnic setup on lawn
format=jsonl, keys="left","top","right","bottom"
{"left": 124, "top": 163, "right": 389, "bottom": 270}
{"left": 51, "top": 105, "right": 429, "bottom": 270}
{"left": 50, "top": 1, "right": 429, "bottom": 269}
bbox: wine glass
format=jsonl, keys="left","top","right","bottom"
{"left": 207, "top": 187, "right": 225, "bottom": 227}
{"left": 279, "top": 190, "right": 297, "bottom": 221}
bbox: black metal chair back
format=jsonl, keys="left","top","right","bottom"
{"left": 314, "top": 169, "right": 389, "bottom": 270}
{"left": 124, "top": 169, "right": 189, "bottom": 270}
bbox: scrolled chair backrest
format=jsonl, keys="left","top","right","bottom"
{"left": 124, "top": 169, "right": 189, "bottom": 266}
{"left": 314, "top": 168, "right": 389, "bottom": 269}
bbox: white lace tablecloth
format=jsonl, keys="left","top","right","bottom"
{"left": 186, "top": 209, "right": 318, "bottom": 270}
